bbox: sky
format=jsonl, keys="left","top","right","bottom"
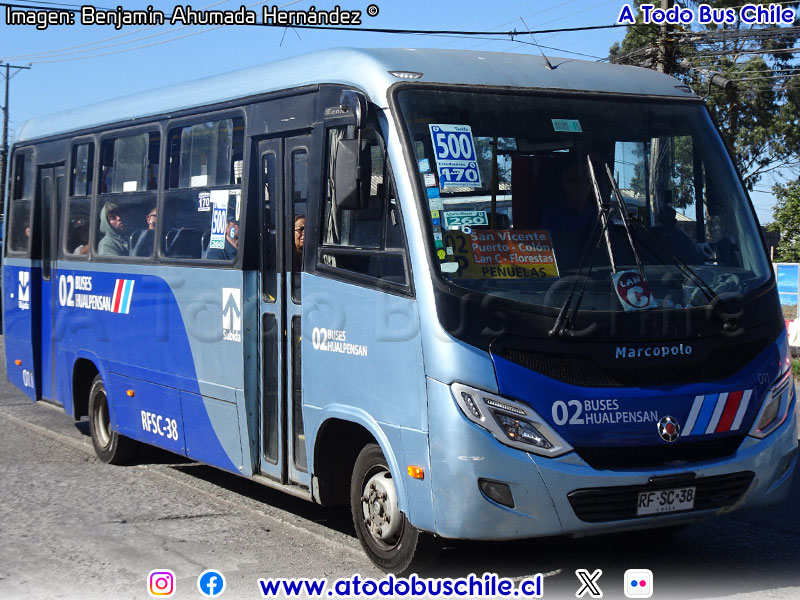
{"left": 0, "top": 0, "right": 791, "bottom": 223}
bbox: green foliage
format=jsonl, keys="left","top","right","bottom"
{"left": 772, "top": 179, "right": 800, "bottom": 262}
{"left": 611, "top": 0, "right": 800, "bottom": 191}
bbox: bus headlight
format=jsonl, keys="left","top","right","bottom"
{"left": 451, "top": 383, "right": 572, "bottom": 457}
{"left": 750, "top": 369, "right": 795, "bottom": 439}
{"left": 492, "top": 413, "right": 553, "bottom": 450}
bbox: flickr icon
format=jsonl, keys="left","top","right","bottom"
{"left": 624, "top": 569, "right": 653, "bottom": 598}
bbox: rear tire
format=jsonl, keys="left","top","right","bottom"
{"left": 88, "top": 374, "right": 137, "bottom": 464}
{"left": 350, "top": 443, "right": 439, "bottom": 574}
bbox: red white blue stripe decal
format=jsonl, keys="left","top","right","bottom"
{"left": 111, "top": 279, "right": 135, "bottom": 314}
{"left": 683, "top": 390, "right": 752, "bottom": 435}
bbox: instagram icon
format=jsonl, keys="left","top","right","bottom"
{"left": 148, "top": 569, "right": 176, "bottom": 597}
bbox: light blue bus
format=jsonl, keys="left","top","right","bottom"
{"left": 4, "top": 48, "right": 797, "bottom": 573}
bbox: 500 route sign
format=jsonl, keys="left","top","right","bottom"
{"left": 429, "top": 124, "right": 482, "bottom": 189}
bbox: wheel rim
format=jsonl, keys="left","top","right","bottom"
{"left": 360, "top": 468, "right": 402, "bottom": 550}
{"left": 93, "top": 389, "right": 111, "bottom": 448}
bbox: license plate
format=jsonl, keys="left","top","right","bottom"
{"left": 636, "top": 486, "right": 696, "bottom": 516}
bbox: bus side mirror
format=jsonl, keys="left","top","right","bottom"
{"left": 334, "top": 138, "right": 370, "bottom": 210}
{"left": 339, "top": 90, "right": 368, "bottom": 128}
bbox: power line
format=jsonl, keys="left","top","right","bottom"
{"left": 2, "top": 0, "right": 637, "bottom": 65}
{"left": 0, "top": 63, "right": 32, "bottom": 217}
{"left": 725, "top": 73, "right": 800, "bottom": 81}
{"left": 429, "top": 34, "right": 605, "bottom": 60}
{"left": 5, "top": 0, "right": 237, "bottom": 61}
{"left": 692, "top": 47, "right": 800, "bottom": 57}
{"left": 676, "top": 27, "right": 800, "bottom": 40}
{"left": 443, "top": 0, "right": 580, "bottom": 49}
{"left": 0, "top": 3, "right": 631, "bottom": 36}
{"left": 711, "top": 66, "right": 800, "bottom": 75}
{"left": 1, "top": 0, "right": 234, "bottom": 60}
{"left": 3, "top": 0, "right": 308, "bottom": 64}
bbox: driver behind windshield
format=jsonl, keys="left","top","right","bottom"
{"left": 540, "top": 160, "right": 597, "bottom": 267}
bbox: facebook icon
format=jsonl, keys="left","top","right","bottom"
{"left": 197, "top": 569, "right": 226, "bottom": 597}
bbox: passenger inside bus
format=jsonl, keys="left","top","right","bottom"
{"left": 146, "top": 206, "right": 157, "bottom": 230}
{"left": 205, "top": 215, "right": 238, "bottom": 261}
{"left": 653, "top": 205, "right": 707, "bottom": 265}
{"left": 129, "top": 205, "right": 157, "bottom": 257}
{"left": 70, "top": 218, "right": 90, "bottom": 255}
{"left": 9, "top": 204, "right": 31, "bottom": 252}
{"left": 293, "top": 214, "right": 305, "bottom": 271}
{"left": 97, "top": 202, "right": 129, "bottom": 256}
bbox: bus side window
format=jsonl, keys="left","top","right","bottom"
{"left": 319, "top": 128, "right": 408, "bottom": 287}
{"left": 65, "top": 142, "right": 94, "bottom": 257}
{"left": 163, "top": 117, "right": 244, "bottom": 263}
{"left": 7, "top": 151, "right": 34, "bottom": 254}
{"left": 94, "top": 132, "right": 159, "bottom": 260}
{"left": 99, "top": 132, "right": 158, "bottom": 194}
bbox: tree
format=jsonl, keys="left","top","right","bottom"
{"left": 772, "top": 180, "right": 800, "bottom": 262}
{"left": 609, "top": 0, "right": 800, "bottom": 191}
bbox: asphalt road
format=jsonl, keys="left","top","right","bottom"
{"left": 0, "top": 337, "right": 798, "bottom": 600}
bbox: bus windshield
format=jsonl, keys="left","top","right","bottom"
{"left": 396, "top": 89, "right": 771, "bottom": 313}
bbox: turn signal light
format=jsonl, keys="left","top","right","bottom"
{"left": 407, "top": 466, "right": 424, "bottom": 479}
{"left": 14, "top": 360, "right": 21, "bottom": 366}
{"left": 126, "top": 390, "right": 135, "bottom": 397}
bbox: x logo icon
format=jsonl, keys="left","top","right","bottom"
{"left": 575, "top": 568, "right": 603, "bottom": 598}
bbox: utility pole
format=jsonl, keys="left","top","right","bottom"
{"left": 651, "top": 0, "right": 673, "bottom": 224}
{"left": 656, "top": 0, "right": 673, "bottom": 74}
{"left": 0, "top": 63, "right": 32, "bottom": 215}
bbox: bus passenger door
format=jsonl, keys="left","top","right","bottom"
{"left": 256, "top": 135, "right": 311, "bottom": 489}
{"left": 35, "top": 163, "right": 65, "bottom": 403}
{"left": 284, "top": 135, "right": 310, "bottom": 487}
{"left": 256, "top": 138, "right": 283, "bottom": 482}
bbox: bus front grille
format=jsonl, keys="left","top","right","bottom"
{"left": 567, "top": 471, "right": 754, "bottom": 523}
{"left": 573, "top": 435, "right": 746, "bottom": 470}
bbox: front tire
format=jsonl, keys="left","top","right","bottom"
{"left": 350, "top": 444, "right": 438, "bottom": 574}
{"left": 88, "top": 374, "right": 137, "bottom": 464}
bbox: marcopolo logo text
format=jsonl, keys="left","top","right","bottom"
{"left": 615, "top": 344, "right": 693, "bottom": 359}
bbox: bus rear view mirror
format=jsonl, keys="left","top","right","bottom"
{"left": 334, "top": 138, "right": 368, "bottom": 210}
{"left": 339, "top": 90, "right": 368, "bottom": 127}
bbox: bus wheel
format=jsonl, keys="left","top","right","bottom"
{"left": 88, "top": 375, "right": 137, "bottom": 464}
{"left": 350, "top": 444, "right": 438, "bottom": 573}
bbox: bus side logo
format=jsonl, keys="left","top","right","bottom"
{"left": 111, "top": 279, "right": 135, "bottom": 314}
{"left": 222, "top": 288, "right": 242, "bottom": 342}
{"left": 18, "top": 271, "right": 30, "bottom": 310}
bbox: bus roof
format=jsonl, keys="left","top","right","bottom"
{"left": 16, "top": 47, "right": 696, "bottom": 143}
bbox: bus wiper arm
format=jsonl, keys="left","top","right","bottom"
{"left": 626, "top": 217, "right": 722, "bottom": 310}
{"left": 549, "top": 157, "right": 622, "bottom": 337}
{"left": 602, "top": 162, "right": 728, "bottom": 319}
{"left": 548, "top": 213, "right": 608, "bottom": 337}
{"left": 556, "top": 157, "right": 621, "bottom": 335}
{"left": 587, "top": 157, "right": 617, "bottom": 274}
{"left": 604, "top": 163, "right": 647, "bottom": 282}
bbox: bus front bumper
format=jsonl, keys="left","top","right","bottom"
{"left": 425, "top": 378, "right": 798, "bottom": 541}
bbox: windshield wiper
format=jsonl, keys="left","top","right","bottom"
{"left": 548, "top": 156, "right": 614, "bottom": 337}
{"left": 588, "top": 157, "right": 617, "bottom": 274}
{"left": 602, "top": 164, "right": 735, "bottom": 327}
{"left": 548, "top": 215, "right": 606, "bottom": 337}
{"left": 604, "top": 162, "right": 647, "bottom": 282}
{"left": 625, "top": 217, "right": 730, "bottom": 314}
